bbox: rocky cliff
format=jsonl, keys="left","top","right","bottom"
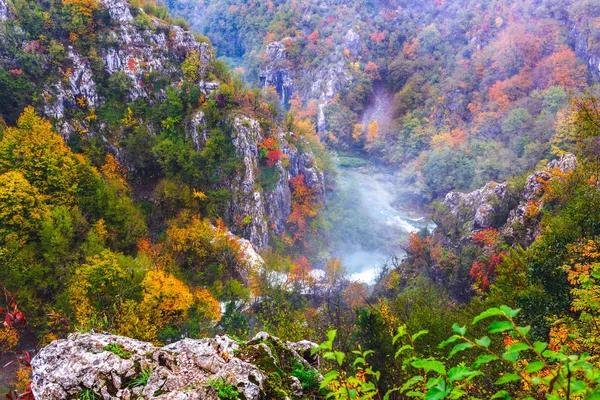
{"left": 41, "top": 0, "right": 215, "bottom": 138}
{"left": 437, "top": 154, "right": 578, "bottom": 248}
{"left": 228, "top": 116, "right": 325, "bottom": 248}
{"left": 259, "top": 36, "right": 354, "bottom": 137}
{"left": 31, "top": 332, "right": 320, "bottom": 399}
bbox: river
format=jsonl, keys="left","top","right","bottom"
{"left": 321, "top": 82, "right": 434, "bottom": 283}
{"left": 324, "top": 157, "right": 431, "bottom": 284}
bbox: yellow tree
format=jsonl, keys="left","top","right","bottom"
{"left": 70, "top": 250, "right": 140, "bottom": 332}
{"left": 181, "top": 50, "right": 204, "bottom": 81}
{"left": 365, "top": 120, "right": 379, "bottom": 145}
{"left": 62, "top": 0, "right": 101, "bottom": 38}
{"left": 192, "top": 288, "right": 221, "bottom": 323}
{"left": 0, "top": 107, "right": 80, "bottom": 207}
{"left": 166, "top": 215, "right": 247, "bottom": 285}
{"left": 0, "top": 171, "right": 47, "bottom": 246}
{"left": 352, "top": 123, "right": 364, "bottom": 141}
{"left": 140, "top": 269, "right": 194, "bottom": 329}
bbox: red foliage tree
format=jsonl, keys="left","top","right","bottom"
{"left": 470, "top": 251, "right": 507, "bottom": 293}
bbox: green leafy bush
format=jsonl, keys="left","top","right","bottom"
{"left": 208, "top": 378, "right": 240, "bottom": 400}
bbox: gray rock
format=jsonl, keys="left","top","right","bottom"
{"left": 260, "top": 41, "right": 295, "bottom": 105}
{"left": 344, "top": 29, "right": 361, "bottom": 55}
{"left": 0, "top": 0, "right": 12, "bottom": 20}
{"left": 227, "top": 116, "right": 325, "bottom": 248}
{"left": 443, "top": 181, "right": 507, "bottom": 231}
{"left": 31, "top": 332, "right": 319, "bottom": 400}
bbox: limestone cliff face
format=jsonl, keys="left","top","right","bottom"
{"left": 437, "top": 154, "right": 578, "bottom": 248}
{"left": 259, "top": 42, "right": 295, "bottom": 106}
{"left": 31, "top": 332, "right": 320, "bottom": 399}
{"left": 177, "top": 110, "right": 326, "bottom": 249}
{"left": 0, "top": 0, "right": 12, "bottom": 21}
{"left": 228, "top": 116, "right": 325, "bottom": 248}
{"left": 572, "top": 18, "right": 600, "bottom": 81}
{"left": 42, "top": 0, "right": 215, "bottom": 139}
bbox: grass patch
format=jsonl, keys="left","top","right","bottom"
{"left": 337, "top": 155, "right": 368, "bottom": 168}
{"left": 78, "top": 389, "right": 100, "bottom": 400}
{"left": 103, "top": 343, "right": 133, "bottom": 359}
{"left": 128, "top": 367, "right": 153, "bottom": 388}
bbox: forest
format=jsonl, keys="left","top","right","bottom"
{"left": 1, "top": 0, "right": 600, "bottom": 398}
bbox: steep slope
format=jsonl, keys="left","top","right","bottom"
{"left": 0, "top": 0, "right": 325, "bottom": 249}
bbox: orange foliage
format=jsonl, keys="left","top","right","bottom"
{"left": 524, "top": 199, "right": 541, "bottom": 219}
{"left": 473, "top": 228, "right": 499, "bottom": 247}
{"left": 307, "top": 30, "right": 319, "bottom": 44}
{"left": 364, "top": 61, "right": 381, "bottom": 80}
{"left": 491, "top": 24, "right": 543, "bottom": 75}
{"left": 141, "top": 269, "right": 194, "bottom": 329}
{"left": 127, "top": 57, "right": 138, "bottom": 72}
{"left": 343, "top": 282, "right": 368, "bottom": 309}
{"left": 193, "top": 288, "right": 221, "bottom": 322}
{"left": 370, "top": 32, "right": 385, "bottom": 42}
{"left": 489, "top": 81, "right": 511, "bottom": 110}
{"left": 450, "top": 128, "right": 467, "bottom": 147}
{"left": 290, "top": 256, "right": 311, "bottom": 282}
{"left": 407, "top": 232, "right": 429, "bottom": 259}
{"left": 402, "top": 38, "right": 420, "bottom": 59}
{"left": 536, "top": 46, "right": 587, "bottom": 90}
{"left": 101, "top": 154, "right": 128, "bottom": 192}
{"left": 489, "top": 69, "right": 533, "bottom": 110}
{"left": 264, "top": 32, "right": 276, "bottom": 44}
{"left": 287, "top": 174, "right": 321, "bottom": 247}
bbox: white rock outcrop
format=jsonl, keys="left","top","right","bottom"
{"left": 31, "top": 332, "right": 319, "bottom": 400}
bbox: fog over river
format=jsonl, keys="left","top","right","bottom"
{"left": 325, "top": 159, "right": 432, "bottom": 284}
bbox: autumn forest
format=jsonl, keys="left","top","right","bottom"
{"left": 2, "top": 0, "right": 600, "bottom": 398}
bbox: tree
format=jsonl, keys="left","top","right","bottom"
{"left": 501, "top": 107, "right": 532, "bottom": 139}
{"left": 536, "top": 46, "right": 587, "bottom": 91}
{"left": 140, "top": 269, "right": 194, "bottom": 329}
{"left": 166, "top": 216, "right": 247, "bottom": 286}
{"left": 364, "top": 62, "right": 381, "bottom": 80}
{"left": 0, "top": 107, "right": 80, "bottom": 206}
{"left": 61, "top": 0, "right": 101, "bottom": 37}
{"left": 181, "top": 50, "right": 204, "bottom": 82}
{"left": 70, "top": 250, "right": 141, "bottom": 332}
{"left": 0, "top": 171, "right": 46, "bottom": 246}
{"left": 0, "top": 71, "right": 34, "bottom": 125}
{"left": 366, "top": 120, "right": 379, "bottom": 144}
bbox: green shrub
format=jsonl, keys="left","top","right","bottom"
{"left": 291, "top": 362, "right": 320, "bottom": 389}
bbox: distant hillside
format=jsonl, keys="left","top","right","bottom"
{"left": 167, "top": 0, "right": 600, "bottom": 200}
